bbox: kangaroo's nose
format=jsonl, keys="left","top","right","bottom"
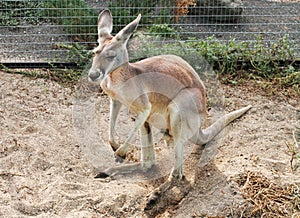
{"left": 88, "top": 70, "right": 101, "bottom": 81}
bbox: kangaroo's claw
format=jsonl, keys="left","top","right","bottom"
{"left": 109, "top": 140, "right": 119, "bottom": 151}
{"left": 114, "top": 145, "right": 129, "bottom": 159}
{"left": 144, "top": 191, "right": 160, "bottom": 210}
{"left": 94, "top": 172, "right": 110, "bottom": 179}
{"left": 115, "top": 155, "right": 125, "bottom": 163}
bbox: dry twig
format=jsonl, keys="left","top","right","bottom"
{"left": 235, "top": 171, "right": 300, "bottom": 217}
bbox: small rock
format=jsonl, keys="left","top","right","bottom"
{"left": 169, "top": 186, "right": 185, "bottom": 202}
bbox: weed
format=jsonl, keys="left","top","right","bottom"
{"left": 53, "top": 43, "right": 93, "bottom": 67}
{"left": 298, "top": 110, "right": 300, "bottom": 141}
{"left": 186, "top": 34, "right": 297, "bottom": 79}
{"left": 1, "top": 1, "right": 298, "bottom": 89}
{"left": 107, "top": 0, "right": 155, "bottom": 33}
{"left": 0, "top": 0, "right": 97, "bottom": 41}
{"left": 46, "top": 32, "right": 298, "bottom": 92}
{"left": 0, "top": 0, "right": 43, "bottom": 26}
{"left": 40, "top": 0, "right": 97, "bottom": 42}
{"left": 108, "top": 0, "right": 175, "bottom": 32}
{"left": 286, "top": 131, "right": 300, "bottom": 172}
{"left": 149, "top": 24, "right": 176, "bottom": 38}
{"left": 3, "top": 67, "right": 82, "bottom": 85}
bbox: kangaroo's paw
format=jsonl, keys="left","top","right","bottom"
{"left": 144, "top": 175, "right": 190, "bottom": 211}
{"left": 115, "top": 155, "right": 124, "bottom": 163}
{"left": 114, "top": 144, "right": 130, "bottom": 159}
{"left": 109, "top": 140, "right": 119, "bottom": 151}
{"left": 144, "top": 178, "right": 174, "bottom": 210}
{"left": 144, "top": 191, "right": 160, "bottom": 210}
{"left": 94, "top": 171, "right": 110, "bottom": 179}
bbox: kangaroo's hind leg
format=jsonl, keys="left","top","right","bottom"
{"left": 167, "top": 88, "right": 203, "bottom": 179}
{"left": 145, "top": 88, "right": 203, "bottom": 209}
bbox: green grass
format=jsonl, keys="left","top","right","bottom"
{"left": 186, "top": 34, "right": 297, "bottom": 77}
{"left": 41, "top": 0, "right": 98, "bottom": 42}
{"left": 0, "top": 0, "right": 43, "bottom": 26}
{"left": 107, "top": 0, "right": 174, "bottom": 33}
{"left": 0, "top": 0, "right": 98, "bottom": 41}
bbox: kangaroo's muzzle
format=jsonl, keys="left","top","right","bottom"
{"left": 88, "top": 69, "right": 103, "bottom": 82}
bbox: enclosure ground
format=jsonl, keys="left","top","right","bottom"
{"left": 0, "top": 70, "right": 299, "bottom": 217}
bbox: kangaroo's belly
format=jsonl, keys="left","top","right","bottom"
{"left": 147, "top": 110, "right": 169, "bottom": 130}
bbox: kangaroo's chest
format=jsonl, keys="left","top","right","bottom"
{"left": 100, "top": 67, "right": 129, "bottom": 99}
{"left": 100, "top": 74, "right": 116, "bottom": 99}
{"left": 100, "top": 70, "right": 142, "bottom": 108}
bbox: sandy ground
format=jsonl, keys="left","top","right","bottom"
{"left": 0, "top": 69, "right": 299, "bottom": 217}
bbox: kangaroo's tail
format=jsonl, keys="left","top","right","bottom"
{"left": 191, "top": 105, "right": 252, "bottom": 145}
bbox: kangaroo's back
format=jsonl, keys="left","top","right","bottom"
{"left": 134, "top": 55, "right": 205, "bottom": 89}
{"left": 131, "top": 54, "right": 207, "bottom": 108}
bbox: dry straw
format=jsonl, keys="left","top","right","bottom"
{"left": 236, "top": 171, "right": 300, "bottom": 217}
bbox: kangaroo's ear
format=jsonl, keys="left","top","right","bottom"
{"left": 98, "top": 9, "right": 113, "bottom": 44}
{"left": 115, "top": 14, "right": 141, "bottom": 42}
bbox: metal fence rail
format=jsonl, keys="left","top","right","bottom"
{"left": 0, "top": 0, "right": 299, "bottom": 67}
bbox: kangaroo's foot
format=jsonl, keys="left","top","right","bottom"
{"left": 94, "top": 171, "right": 110, "bottom": 179}
{"left": 95, "top": 162, "right": 155, "bottom": 179}
{"left": 114, "top": 143, "right": 131, "bottom": 159}
{"left": 109, "top": 140, "right": 120, "bottom": 151}
{"left": 144, "top": 175, "right": 190, "bottom": 211}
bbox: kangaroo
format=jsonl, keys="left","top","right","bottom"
{"left": 88, "top": 9, "right": 252, "bottom": 208}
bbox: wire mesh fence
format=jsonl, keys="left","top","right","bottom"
{"left": 0, "top": 0, "right": 299, "bottom": 67}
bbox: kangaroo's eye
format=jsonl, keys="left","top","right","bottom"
{"left": 106, "top": 55, "right": 115, "bottom": 59}
{"left": 105, "top": 50, "right": 116, "bottom": 59}
{"left": 92, "top": 46, "right": 102, "bottom": 56}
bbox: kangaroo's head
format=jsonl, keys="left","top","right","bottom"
{"left": 88, "top": 10, "right": 141, "bottom": 82}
